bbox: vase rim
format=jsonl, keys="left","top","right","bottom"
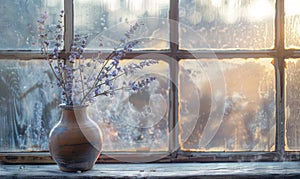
{"left": 59, "top": 104, "right": 89, "bottom": 110}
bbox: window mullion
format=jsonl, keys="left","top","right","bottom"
{"left": 64, "top": 0, "right": 74, "bottom": 53}
{"left": 275, "top": 0, "right": 285, "bottom": 159}
{"left": 169, "top": 0, "right": 179, "bottom": 55}
{"left": 169, "top": 0, "right": 179, "bottom": 155}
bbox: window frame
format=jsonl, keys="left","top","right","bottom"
{"left": 1, "top": 0, "right": 300, "bottom": 163}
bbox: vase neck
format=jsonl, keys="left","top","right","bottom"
{"left": 60, "top": 105, "right": 88, "bottom": 123}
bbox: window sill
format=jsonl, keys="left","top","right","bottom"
{"left": 1, "top": 162, "right": 300, "bottom": 178}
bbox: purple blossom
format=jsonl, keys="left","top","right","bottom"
{"left": 97, "top": 74, "right": 103, "bottom": 82}
{"left": 38, "top": 11, "right": 158, "bottom": 105}
{"left": 140, "top": 59, "right": 158, "bottom": 67}
{"left": 124, "top": 31, "right": 131, "bottom": 38}
{"left": 129, "top": 76, "right": 156, "bottom": 91}
{"left": 105, "top": 79, "right": 112, "bottom": 87}
{"left": 111, "top": 70, "right": 118, "bottom": 77}
{"left": 37, "top": 12, "right": 48, "bottom": 24}
{"left": 112, "top": 59, "right": 119, "bottom": 67}
{"left": 129, "top": 81, "right": 139, "bottom": 91}
{"left": 86, "top": 62, "right": 92, "bottom": 67}
{"left": 44, "top": 40, "right": 50, "bottom": 47}
{"left": 94, "top": 87, "right": 101, "bottom": 96}
{"left": 42, "top": 11, "right": 48, "bottom": 20}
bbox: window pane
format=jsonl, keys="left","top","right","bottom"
{"left": 285, "top": 0, "right": 300, "bottom": 49}
{"left": 179, "top": 0, "right": 275, "bottom": 50}
{"left": 87, "top": 60, "right": 170, "bottom": 152}
{"left": 285, "top": 58, "right": 300, "bottom": 151}
{"left": 74, "top": 0, "right": 169, "bottom": 50}
{"left": 0, "top": 0, "right": 63, "bottom": 50}
{"left": 179, "top": 58, "right": 276, "bottom": 151}
{"left": 0, "top": 60, "right": 60, "bottom": 152}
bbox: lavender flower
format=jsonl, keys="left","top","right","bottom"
{"left": 38, "top": 11, "right": 158, "bottom": 105}
{"left": 129, "top": 77, "right": 156, "bottom": 91}
{"left": 123, "top": 59, "right": 158, "bottom": 75}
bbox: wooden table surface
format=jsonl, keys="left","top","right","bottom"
{"left": 1, "top": 162, "right": 300, "bottom": 178}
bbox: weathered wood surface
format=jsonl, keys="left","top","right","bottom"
{"left": 1, "top": 162, "right": 300, "bottom": 178}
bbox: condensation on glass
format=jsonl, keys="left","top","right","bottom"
{"left": 86, "top": 60, "right": 170, "bottom": 152}
{"left": 0, "top": 60, "right": 60, "bottom": 152}
{"left": 285, "top": 0, "right": 300, "bottom": 49}
{"left": 74, "top": 0, "right": 170, "bottom": 50}
{"left": 179, "top": 58, "right": 276, "bottom": 152}
{"left": 179, "top": 0, "right": 275, "bottom": 50}
{"left": 0, "top": 0, "right": 63, "bottom": 50}
{"left": 285, "top": 58, "right": 300, "bottom": 151}
{"left": 0, "top": 59, "right": 170, "bottom": 153}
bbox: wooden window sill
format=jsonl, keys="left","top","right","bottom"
{"left": 1, "top": 162, "right": 300, "bottom": 178}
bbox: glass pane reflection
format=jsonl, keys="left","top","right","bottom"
{"left": 179, "top": 0, "right": 275, "bottom": 50}
{"left": 179, "top": 58, "right": 276, "bottom": 151}
{"left": 0, "top": 0, "right": 63, "bottom": 50}
{"left": 285, "top": 0, "right": 300, "bottom": 49}
{"left": 0, "top": 60, "right": 60, "bottom": 152}
{"left": 74, "top": 0, "right": 169, "bottom": 50}
{"left": 285, "top": 59, "right": 300, "bottom": 151}
{"left": 88, "top": 60, "right": 170, "bottom": 152}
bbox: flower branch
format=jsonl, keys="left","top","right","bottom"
{"left": 38, "top": 11, "right": 158, "bottom": 105}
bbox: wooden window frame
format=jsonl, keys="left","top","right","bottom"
{"left": 1, "top": 0, "right": 300, "bottom": 164}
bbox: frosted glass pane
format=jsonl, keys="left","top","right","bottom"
{"left": 285, "top": 59, "right": 300, "bottom": 151}
{"left": 285, "top": 0, "right": 300, "bottom": 49}
{"left": 88, "top": 60, "right": 170, "bottom": 152}
{"left": 179, "top": 58, "right": 276, "bottom": 151}
{"left": 74, "top": 0, "right": 169, "bottom": 50}
{"left": 0, "top": 0, "right": 63, "bottom": 50}
{"left": 0, "top": 60, "right": 60, "bottom": 152}
{"left": 0, "top": 59, "right": 169, "bottom": 153}
{"left": 179, "top": 0, "right": 275, "bottom": 50}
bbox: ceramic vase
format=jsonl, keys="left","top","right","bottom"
{"left": 49, "top": 104, "right": 102, "bottom": 172}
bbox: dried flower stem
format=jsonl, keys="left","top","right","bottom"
{"left": 94, "top": 73, "right": 125, "bottom": 89}
{"left": 40, "top": 40, "right": 70, "bottom": 102}
{"left": 79, "top": 66, "right": 85, "bottom": 100}
{"left": 93, "top": 86, "right": 129, "bottom": 97}
{"left": 80, "top": 52, "right": 114, "bottom": 104}
{"left": 38, "top": 11, "right": 157, "bottom": 105}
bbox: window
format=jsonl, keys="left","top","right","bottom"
{"left": 1, "top": 0, "right": 300, "bottom": 163}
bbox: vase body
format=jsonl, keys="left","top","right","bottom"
{"left": 49, "top": 105, "right": 102, "bottom": 172}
